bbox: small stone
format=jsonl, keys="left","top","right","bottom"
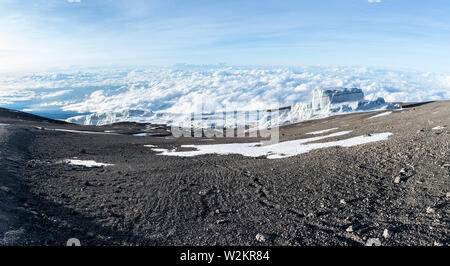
{"left": 426, "top": 207, "right": 435, "bottom": 214}
{"left": 255, "top": 233, "right": 270, "bottom": 243}
{"left": 383, "top": 229, "right": 389, "bottom": 239}
{"left": 434, "top": 241, "right": 443, "bottom": 246}
{"left": 394, "top": 176, "right": 401, "bottom": 184}
{"left": 215, "top": 209, "right": 221, "bottom": 214}
{"left": 15, "top": 207, "right": 26, "bottom": 212}
{"left": 198, "top": 190, "right": 208, "bottom": 196}
{"left": 0, "top": 186, "right": 11, "bottom": 193}
{"left": 1, "top": 229, "right": 25, "bottom": 245}
{"left": 446, "top": 192, "right": 450, "bottom": 198}
{"left": 26, "top": 160, "right": 37, "bottom": 168}
{"left": 340, "top": 199, "right": 346, "bottom": 205}
{"left": 365, "top": 238, "right": 382, "bottom": 246}
{"left": 216, "top": 219, "right": 227, "bottom": 225}
{"left": 346, "top": 225, "right": 353, "bottom": 233}
{"left": 84, "top": 181, "right": 90, "bottom": 186}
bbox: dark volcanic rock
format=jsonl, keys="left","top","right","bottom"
{"left": 1, "top": 101, "right": 449, "bottom": 246}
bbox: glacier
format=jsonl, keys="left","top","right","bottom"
{"left": 285, "top": 88, "right": 393, "bottom": 125}
{"left": 66, "top": 87, "right": 394, "bottom": 128}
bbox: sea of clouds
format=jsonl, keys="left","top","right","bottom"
{"left": 0, "top": 65, "right": 449, "bottom": 121}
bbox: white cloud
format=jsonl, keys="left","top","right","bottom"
{"left": 40, "top": 89, "right": 73, "bottom": 99}
{"left": 1, "top": 66, "right": 449, "bottom": 118}
{"left": 368, "top": 0, "right": 382, "bottom": 3}
{"left": 67, "top": 0, "right": 81, "bottom": 3}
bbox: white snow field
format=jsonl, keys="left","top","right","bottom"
{"left": 44, "top": 128, "right": 120, "bottom": 135}
{"left": 63, "top": 159, "right": 114, "bottom": 167}
{"left": 133, "top": 133, "right": 157, "bottom": 136}
{"left": 148, "top": 131, "right": 393, "bottom": 159}
{"left": 1, "top": 65, "right": 449, "bottom": 126}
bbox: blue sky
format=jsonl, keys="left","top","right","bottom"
{"left": 1, "top": 0, "right": 450, "bottom": 73}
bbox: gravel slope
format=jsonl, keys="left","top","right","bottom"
{"left": 0, "top": 101, "right": 448, "bottom": 246}
{"left": 0, "top": 125, "right": 35, "bottom": 245}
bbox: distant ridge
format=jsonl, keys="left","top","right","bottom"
{"left": 0, "top": 107, "right": 68, "bottom": 124}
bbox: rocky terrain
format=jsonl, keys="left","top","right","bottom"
{"left": 0, "top": 101, "right": 449, "bottom": 246}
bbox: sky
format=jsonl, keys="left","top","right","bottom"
{"left": 1, "top": 0, "right": 450, "bottom": 73}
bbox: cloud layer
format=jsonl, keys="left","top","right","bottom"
{"left": 0, "top": 65, "right": 449, "bottom": 119}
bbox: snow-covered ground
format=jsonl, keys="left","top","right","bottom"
{"left": 1, "top": 65, "right": 449, "bottom": 126}
{"left": 63, "top": 159, "right": 114, "bottom": 167}
{"left": 133, "top": 133, "right": 157, "bottom": 136}
{"left": 44, "top": 128, "right": 120, "bottom": 135}
{"left": 368, "top": 111, "right": 393, "bottom": 119}
{"left": 148, "top": 131, "right": 393, "bottom": 159}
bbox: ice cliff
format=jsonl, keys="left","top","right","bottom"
{"left": 67, "top": 109, "right": 155, "bottom": 125}
{"left": 67, "top": 87, "right": 393, "bottom": 127}
{"left": 286, "top": 87, "right": 393, "bottom": 124}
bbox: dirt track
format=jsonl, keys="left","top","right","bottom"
{"left": 0, "top": 101, "right": 449, "bottom": 246}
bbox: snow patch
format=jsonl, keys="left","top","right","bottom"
{"left": 149, "top": 131, "right": 393, "bottom": 159}
{"left": 51, "top": 128, "right": 120, "bottom": 135}
{"left": 63, "top": 159, "right": 114, "bottom": 167}
{"left": 134, "top": 133, "right": 156, "bottom": 136}
{"left": 368, "top": 111, "right": 392, "bottom": 119}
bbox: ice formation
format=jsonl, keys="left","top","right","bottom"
{"left": 67, "top": 109, "right": 155, "bottom": 125}
{"left": 66, "top": 87, "right": 394, "bottom": 127}
{"left": 285, "top": 88, "right": 393, "bottom": 125}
